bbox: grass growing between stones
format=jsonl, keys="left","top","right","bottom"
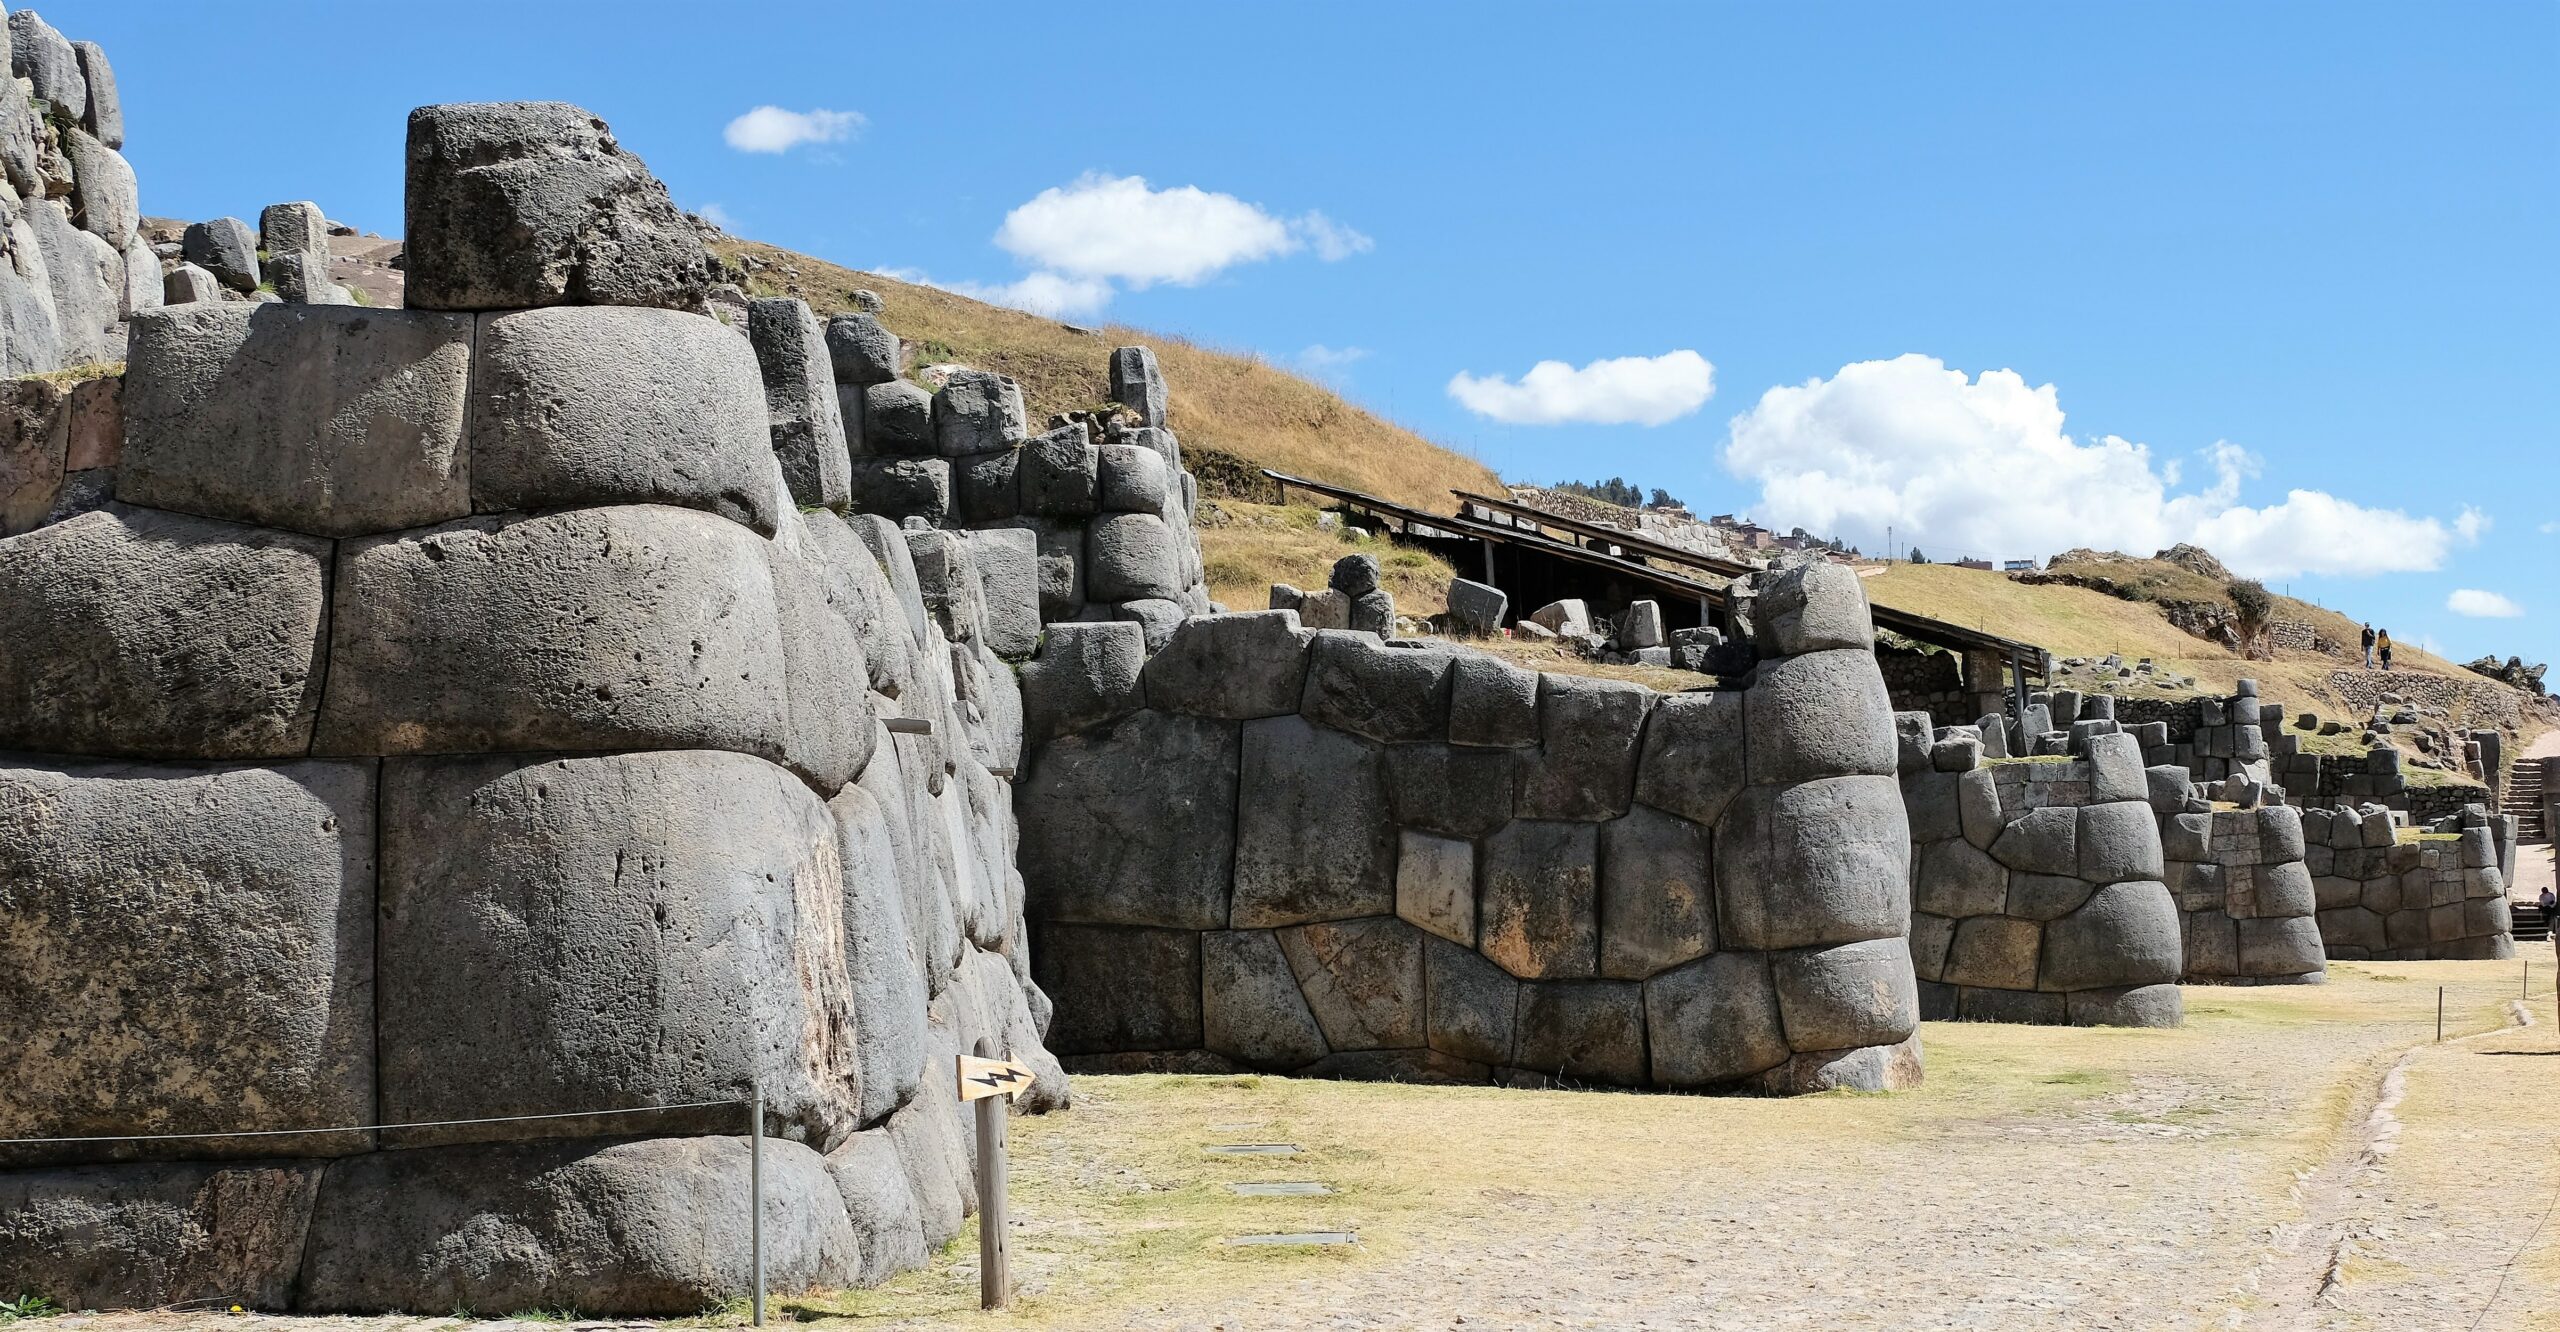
{"left": 759, "top": 963, "right": 2539, "bottom": 1329}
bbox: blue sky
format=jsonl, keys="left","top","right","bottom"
{"left": 50, "top": 0, "right": 2558, "bottom": 669}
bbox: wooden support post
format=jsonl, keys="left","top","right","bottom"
{"left": 969, "top": 1038, "right": 1012, "bottom": 1311}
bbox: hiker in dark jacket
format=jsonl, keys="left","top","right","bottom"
{"left": 2361, "top": 622, "right": 2375, "bottom": 668}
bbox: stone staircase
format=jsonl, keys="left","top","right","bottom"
{"left": 2502, "top": 755, "right": 2547, "bottom": 842}
{"left": 2516, "top": 903, "right": 2553, "bottom": 944}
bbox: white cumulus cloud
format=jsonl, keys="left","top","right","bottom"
{"left": 1720, "top": 354, "right": 2474, "bottom": 579}
{"left": 2447, "top": 588, "right": 2524, "bottom": 618}
{"left": 997, "top": 173, "right": 1303, "bottom": 286}
{"left": 1294, "top": 211, "right": 1374, "bottom": 261}
{"left": 1447, "top": 351, "right": 1717, "bottom": 427}
{"left": 725, "top": 106, "right": 865, "bottom": 154}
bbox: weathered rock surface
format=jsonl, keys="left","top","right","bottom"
{"left": 1233, "top": 714, "right": 1394, "bottom": 926}
{"left": 0, "top": 1160, "right": 324, "bottom": 1310}
{"left": 750, "top": 298, "right": 852, "bottom": 511}
{"left": 1019, "top": 709, "right": 1238, "bottom": 929}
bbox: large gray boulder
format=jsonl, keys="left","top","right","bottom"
{"left": 121, "top": 302, "right": 475, "bottom": 536}
{"left": 1448, "top": 653, "right": 1539, "bottom": 748}
{"left": 1018, "top": 620, "right": 1145, "bottom": 745}
{"left": 0, "top": 760, "right": 375, "bottom": 1165}
{"left": 180, "top": 216, "right": 259, "bottom": 293}
{"left": 1755, "top": 560, "right": 1874, "bottom": 656}
{"left": 30, "top": 200, "right": 121, "bottom": 365}
{"left": 1382, "top": 742, "right": 1514, "bottom": 838}
{"left": 1743, "top": 648, "right": 1897, "bottom": 786}
{"left": 377, "top": 751, "right": 861, "bottom": 1149}
{"left": 932, "top": 369, "right": 1027, "bottom": 456}
{"left": 265, "top": 252, "right": 354, "bottom": 306}
{"left": 2078, "top": 800, "right": 2165, "bottom": 884}
{"left": 863, "top": 379, "right": 935, "bottom": 456}
{"left": 316, "top": 506, "right": 790, "bottom": 761}
{"left": 766, "top": 538, "right": 877, "bottom": 792}
{"left": 1019, "top": 708, "right": 1237, "bottom": 930}
{"left": 750, "top": 297, "right": 853, "bottom": 512}
{"left": 1203, "top": 929, "right": 1328, "bottom": 1069}
{"left": 1772, "top": 937, "right": 1918, "bottom": 1051}
{"left": 966, "top": 526, "right": 1043, "bottom": 661}
{"left": 69, "top": 41, "right": 121, "bottom": 147}
{"left": 2039, "top": 880, "right": 2182, "bottom": 992}
{"left": 1643, "top": 952, "right": 1789, "bottom": 1087}
{"left": 1141, "top": 610, "right": 1310, "bottom": 719}
{"left": 404, "top": 101, "right": 712, "bottom": 311}
{"left": 1395, "top": 829, "right": 1475, "bottom": 944}
{"left": 1512, "top": 981, "right": 1646, "bottom": 1086}
{"left": 827, "top": 1129, "right": 927, "bottom": 1286}
{"left": 1478, "top": 818, "right": 1599, "bottom": 979}
{"left": 8, "top": 12, "right": 86, "bottom": 126}
{"left": 1110, "top": 345, "right": 1168, "bottom": 426}
{"left": 471, "top": 305, "right": 781, "bottom": 535}
{"left": 160, "top": 262, "right": 219, "bottom": 306}
{"left": 1424, "top": 934, "right": 1519, "bottom": 1065}
{"left": 0, "top": 507, "right": 330, "bottom": 758}
{"left": 1912, "top": 836, "right": 2010, "bottom": 918}
{"left": 1597, "top": 804, "right": 1713, "bottom": 979}
{"left": 1232, "top": 714, "right": 1394, "bottom": 927}
{"left": 1278, "top": 916, "right": 1425, "bottom": 1051}
{"left": 258, "top": 201, "right": 328, "bottom": 260}
{"left": 847, "top": 456, "right": 952, "bottom": 525}
{"left": 0, "top": 216, "right": 63, "bottom": 378}
{"left": 1032, "top": 924, "right": 1201, "bottom": 1054}
{"left": 1633, "top": 687, "right": 1745, "bottom": 825}
{"left": 1714, "top": 775, "right": 1909, "bottom": 950}
{"left": 0, "top": 1160, "right": 324, "bottom": 1310}
{"left": 1300, "top": 629, "right": 1451, "bottom": 742}
{"left": 1086, "top": 511, "right": 1184, "bottom": 602}
{"left": 1516, "top": 673, "right": 1650, "bottom": 821}
{"left": 62, "top": 128, "right": 136, "bottom": 247}
{"left": 1098, "top": 442, "right": 1170, "bottom": 513}
{"left": 1018, "top": 422, "right": 1097, "bottom": 516}
{"left": 829, "top": 786, "right": 926, "bottom": 1127}
{"left": 300, "top": 1135, "right": 856, "bottom": 1314}
{"left": 825, "top": 312, "right": 900, "bottom": 385}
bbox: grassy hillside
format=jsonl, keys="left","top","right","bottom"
{"left": 713, "top": 241, "right": 1501, "bottom": 513}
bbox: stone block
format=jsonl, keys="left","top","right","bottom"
{"left": 299, "top": 1136, "right": 853, "bottom": 1314}
{"left": 2161, "top": 811, "right": 2211, "bottom": 861}
{"left": 1991, "top": 805, "right": 2077, "bottom": 876}
{"left": 1447, "top": 577, "right": 1508, "bottom": 635}
{"left": 1098, "top": 442, "right": 1169, "bottom": 513}
{"left": 1913, "top": 836, "right": 2009, "bottom": 919}
{"left": 2237, "top": 915, "right": 2326, "bottom": 978}
{"left": 1643, "top": 953, "right": 1789, "bottom": 1087}
{"left": 1910, "top": 912, "right": 1957, "bottom": 982}
{"left": 1479, "top": 818, "right": 1600, "bottom": 979}
{"left": 964, "top": 526, "right": 1042, "bottom": 660}
{"left": 1715, "top": 776, "right": 1909, "bottom": 950}
{"left": 121, "top": 302, "right": 475, "bottom": 536}
{"left": 0, "top": 1160, "right": 322, "bottom": 1310}
{"left": 1511, "top": 981, "right": 1647, "bottom": 1086}
{"left": 1527, "top": 598, "right": 1591, "bottom": 636}
{"left": 1278, "top": 916, "right": 1425, "bottom": 1050}
{"left": 1424, "top": 934, "right": 1519, "bottom": 1066}
{"left": 954, "top": 448, "right": 1019, "bottom": 522}
{"left": 1019, "top": 423, "right": 1098, "bottom": 518}
{"left": 64, "top": 127, "right": 137, "bottom": 247}
{"left": 824, "top": 312, "right": 900, "bottom": 385}
{"left": 1517, "top": 673, "right": 1650, "bottom": 821}
{"left": 2064, "top": 984, "right": 2182, "bottom": 1028}
{"left": 2253, "top": 861, "right": 2318, "bottom": 919}
{"left": 864, "top": 379, "right": 936, "bottom": 456}
{"left": 258, "top": 201, "right": 327, "bottom": 259}
{"left": 1141, "top": 610, "right": 1309, "bottom": 719}
{"left": 1019, "top": 708, "right": 1236, "bottom": 929}
{"left": 2039, "top": 881, "right": 2181, "bottom": 992}
{"left": 1203, "top": 930, "right": 1328, "bottom": 1069}
{"left": 1031, "top": 923, "right": 1201, "bottom": 1054}
{"left": 2086, "top": 732, "right": 2147, "bottom": 803}
{"left": 0, "top": 507, "right": 329, "bottom": 758}
{"left": 1301, "top": 630, "right": 1452, "bottom": 743}
{"left": 1086, "top": 511, "right": 1183, "bottom": 603}
{"left": 1110, "top": 345, "right": 1168, "bottom": 425}
{"left": 316, "top": 507, "right": 789, "bottom": 760}
{"left": 767, "top": 544, "right": 876, "bottom": 793}
{"left": 2078, "top": 800, "right": 2166, "bottom": 884}
{"left": 1383, "top": 742, "right": 1514, "bottom": 838}
{"left": 1396, "top": 830, "right": 1476, "bottom": 945}
{"left": 1618, "top": 599, "right": 1665, "bottom": 649}
{"left": 848, "top": 457, "right": 952, "bottom": 525}
{"left": 1904, "top": 769, "right": 1965, "bottom": 843}
{"left": 162, "top": 262, "right": 220, "bottom": 305}
{"left": 1597, "top": 805, "right": 1713, "bottom": 979}
{"left": 1958, "top": 987, "right": 2066, "bottom": 1024}
{"left": 826, "top": 787, "right": 926, "bottom": 1127}
{"left": 749, "top": 298, "right": 852, "bottom": 511}
{"left": 932, "top": 369, "right": 1026, "bottom": 457}
{"left": 1959, "top": 766, "right": 2003, "bottom": 848}
{"left": 8, "top": 12, "right": 85, "bottom": 122}
{"left": 181, "top": 215, "right": 259, "bottom": 292}
{"left": 1942, "top": 916, "right": 2042, "bottom": 991}
{"left": 471, "top": 305, "right": 779, "bottom": 535}
{"left": 0, "top": 760, "right": 374, "bottom": 1165}
{"left": 827, "top": 1129, "right": 927, "bottom": 1286}
{"left": 404, "top": 101, "right": 711, "bottom": 311}
{"left": 1448, "top": 651, "right": 1540, "bottom": 748}
{"left": 1755, "top": 560, "right": 1874, "bottom": 656}
{"left": 1743, "top": 648, "right": 1898, "bottom": 786}
{"left": 2006, "top": 872, "right": 2094, "bottom": 922}
{"left": 378, "top": 752, "right": 859, "bottom": 1148}
{"left": 1233, "top": 714, "right": 1394, "bottom": 927}
{"left": 1633, "top": 687, "right": 1745, "bottom": 826}
{"left": 1019, "top": 620, "right": 1145, "bottom": 744}
{"left": 1773, "top": 936, "right": 1919, "bottom": 1050}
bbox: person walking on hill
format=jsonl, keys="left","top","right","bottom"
{"left": 2377, "top": 628, "right": 2393, "bottom": 672}
{"left": 2361, "top": 622, "right": 2376, "bottom": 668}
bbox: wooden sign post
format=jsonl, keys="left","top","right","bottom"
{"left": 959, "top": 1042, "right": 1032, "bottom": 1311}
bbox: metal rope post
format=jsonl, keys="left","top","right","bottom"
{"left": 749, "top": 1074, "right": 765, "bottom": 1328}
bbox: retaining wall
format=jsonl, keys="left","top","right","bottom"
{"left": 1017, "top": 562, "right": 1926, "bottom": 1093}
{"left": 1900, "top": 728, "right": 2185, "bottom": 1028}
{"left": 2162, "top": 802, "right": 2327, "bottom": 985}
{"left": 2308, "top": 805, "right": 2516, "bottom": 961}
{"left": 0, "top": 100, "right": 1060, "bottom": 1315}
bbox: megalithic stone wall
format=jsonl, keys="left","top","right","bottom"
{"left": 2306, "top": 804, "right": 2516, "bottom": 961}
{"left": 1017, "top": 561, "right": 1925, "bottom": 1093}
{"left": 2159, "top": 790, "right": 2328, "bottom": 986}
{"left": 0, "top": 9, "right": 154, "bottom": 379}
{"left": 0, "top": 100, "right": 1060, "bottom": 1315}
{"left": 1899, "top": 723, "right": 2185, "bottom": 1027}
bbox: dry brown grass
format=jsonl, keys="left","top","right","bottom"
{"left": 712, "top": 242, "right": 1502, "bottom": 513}
{"left": 1198, "top": 501, "right": 1457, "bottom": 618}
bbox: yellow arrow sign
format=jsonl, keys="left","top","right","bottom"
{"left": 958, "top": 1054, "right": 1034, "bottom": 1103}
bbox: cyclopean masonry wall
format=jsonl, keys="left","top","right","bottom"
{"left": 1017, "top": 561, "right": 1926, "bottom": 1093}
{"left": 1899, "top": 723, "right": 2185, "bottom": 1027}
{"left": 2158, "top": 789, "right": 2327, "bottom": 985}
{"left": 0, "top": 101, "right": 1062, "bottom": 1315}
{"left": 2306, "top": 804, "right": 2516, "bottom": 961}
